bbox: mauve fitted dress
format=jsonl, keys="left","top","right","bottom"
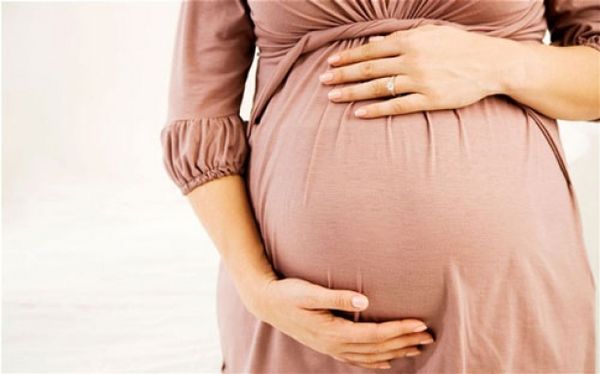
{"left": 160, "top": 1, "right": 600, "bottom": 373}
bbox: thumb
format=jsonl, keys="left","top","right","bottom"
{"left": 300, "top": 283, "right": 369, "bottom": 312}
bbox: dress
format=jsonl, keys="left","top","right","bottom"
{"left": 160, "top": 1, "right": 600, "bottom": 373}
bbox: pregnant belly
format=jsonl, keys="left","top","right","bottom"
{"left": 245, "top": 63, "right": 573, "bottom": 323}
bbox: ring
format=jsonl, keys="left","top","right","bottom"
{"left": 386, "top": 75, "right": 397, "bottom": 97}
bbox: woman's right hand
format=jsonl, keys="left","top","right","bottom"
{"left": 250, "top": 277, "right": 435, "bottom": 370}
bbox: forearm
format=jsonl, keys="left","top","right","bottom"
{"left": 496, "top": 40, "right": 600, "bottom": 121}
{"left": 186, "top": 174, "right": 277, "bottom": 315}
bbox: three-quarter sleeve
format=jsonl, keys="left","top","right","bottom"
{"left": 544, "top": 0, "right": 600, "bottom": 52}
{"left": 160, "top": 0, "right": 256, "bottom": 195}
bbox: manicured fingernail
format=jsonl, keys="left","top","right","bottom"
{"left": 351, "top": 295, "right": 368, "bottom": 309}
{"left": 412, "top": 324, "right": 427, "bottom": 332}
{"left": 354, "top": 108, "right": 367, "bottom": 117}
{"left": 328, "top": 54, "right": 340, "bottom": 64}
{"left": 420, "top": 338, "right": 434, "bottom": 344}
{"left": 328, "top": 89, "right": 341, "bottom": 99}
{"left": 406, "top": 350, "right": 421, "bottom": 357}
{"left": 319, "top": 72, "right": 334, "bottom": 83}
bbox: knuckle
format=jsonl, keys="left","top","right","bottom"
{"left": 359, "top": 61, "right": 375, "bottom": 77}
{"left": 343, "top": 324, "right": 361, "bottom": 344}
{"left": 375, "top": 80, "right": 387, "bottom": 96}
{"left": 350, "top": 334, "right": 365, "bottom": 344}
{"left": 347, "top": 330, "right": 364, "bottom": 344}
{"left": 370, "top": 343, "right": 384, "bottom": 355}
{"left": 380, "top": 78, "right": 396, "bottom": 97}
{"left": 359, "top": 329, "right": 375, "bottom": 344}
{"left": 361, "top": 42, "right": 374, "bottom": 57}
{"left": 329, "top": 325, "right": 348, "bottom": 343}
{"left": 402, "top": 53, "right": 416, "bottom": 67}
{"left": 322, "top": 328, "right": 337, "bottom": 343}
{"left": 430, "top": 90, "right": 445, "bottom": 104}
{"left": 333, "top": 293, "right": 348, "bottom": 309}
{"left": 372, "top": 324, "right": 384, "bottom": 342}
{"left": 367, "top": 82, "right": 380, "bottom": 97}
{"left": 390, "top": 30, "right": 404, "bottom": 43}
{"left": 404, "top": 32, "right": 421, "bottom": 49}
{"left": 390, "top": 99, "right": 405, "bottom": 112}
{"left": 302, "top": 293, "right": 319, "bottom": 307}
{"left": 398, "top": 36, "right": 415, "bottom": 51}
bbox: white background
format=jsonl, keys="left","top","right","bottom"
{"left": 2, "top": 2, "right": 598, "bottom": 373}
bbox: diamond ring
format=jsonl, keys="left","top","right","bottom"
{"left": 386, "top": 75, "right": 397, "bottom": 97}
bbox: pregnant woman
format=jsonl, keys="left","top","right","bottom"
{"left": 160, "top": 0, "right": 599, "bottom": 372}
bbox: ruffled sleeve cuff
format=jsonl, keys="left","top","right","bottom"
{"left": 160, "top": 113, "right": 249, "bottom": 195}
{"left": 554, "top": 34, "right": 600, "bottom": 52}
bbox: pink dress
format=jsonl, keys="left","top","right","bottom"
{"left": 160, "top": 1, "right": 599, "bottom": 372}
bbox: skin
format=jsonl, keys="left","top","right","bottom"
{"left": 186, "top": 25, "right": 598, "bottom": 370}
{"left": 320, "top": 24, "right": 600, "bottom": 122}
{"left": 187, "top": 176, "right": 433, "bottom": 370}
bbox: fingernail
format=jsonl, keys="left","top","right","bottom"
{"left": 351, "top": 295, "right": 368, "bottom": 309}
{"left": 354, "top": 108, "right": 367, "bottom": 117}
{"left": 406, "top": 350, "right": 421, "bottom": 357}
{"left": 419, "top": 338, "right": 434, "bottom": 344}
{"left": 328, "top": 89, "right": 342, "bottom": 99}
{"left": 328, "top": 54, "right": 340, "bottom": 64}
{"left": 412, "top": 324, "right": 427, "bottom": 332}
{"left": 319, "top": 72, "right": 334, "bottom": 83}
{"left": 378, "top": 362, "right": 392, "bottom": 369}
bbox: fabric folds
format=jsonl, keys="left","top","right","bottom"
{"left": 160, "top": 0, "right": 255, "bottom": 195}
{"left": 160, "top": 113, "right": 249, "bottom": 195}
{"left": 545, "top": 0, "right": 600, "bottom": 52}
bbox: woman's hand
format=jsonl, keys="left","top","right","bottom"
{"left": 319, "top": 24, "right": 513, "bottom": 118}
{"left": 250, "top": 277, "right": 435, "bottom": 370}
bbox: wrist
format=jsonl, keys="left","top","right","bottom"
{"left": 492, "top": 39, "right": 535, "bottom": 98}
{"left": 230, "top": 264, "right": 278, "bottom": 318}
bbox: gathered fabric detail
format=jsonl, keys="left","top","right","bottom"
{"left": 160, "top": 113, "right": 249, "bottom": 195}
{"left": 545, "top": 1, "right": 600, "bottom": 53}
{"left": 553, "top": 32, "right": 600, "bottom": 52}
{"left": 575, "top": 34, "right": 600, "bottom": 52}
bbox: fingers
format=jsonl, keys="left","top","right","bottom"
{"left": 327, "top": 74, "right": 417, "bottom": 102}
{"left": 332, "top": 328, "right": 435, "bottom": 370}
{"left": 290, "top": 281, "right": 435, "bottom": 370}
{"left": 336, "top": 333, "right": 433, "bottom": 369}
{"left": 333, "top": 355, "right": 393, "bottom": 370}
{"left": 320, "top": 56, "right": 405, "bottom": 85}
{"left": 335, "top": 355, "right": 394, "bottom": 370}
{"left": 327, "top": 34, "right": 400, "bottom": 66}
{"left": 340, "top": 345, "right": 422, "bottom": 366}
{"left": 339, "top": 331, "right": 435, "bottom": 354}
{"left": 298, "top": 283, "right": 369, "bottom": 312}
{"left": 332, "top": 318, "right": 429, "bottom": 344}
{"left": 355, "top": 93, "right": 429, "bottom": 118}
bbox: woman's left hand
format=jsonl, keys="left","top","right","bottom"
{"left": 319, "top": 24, "right": 515, "bottom": 119}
